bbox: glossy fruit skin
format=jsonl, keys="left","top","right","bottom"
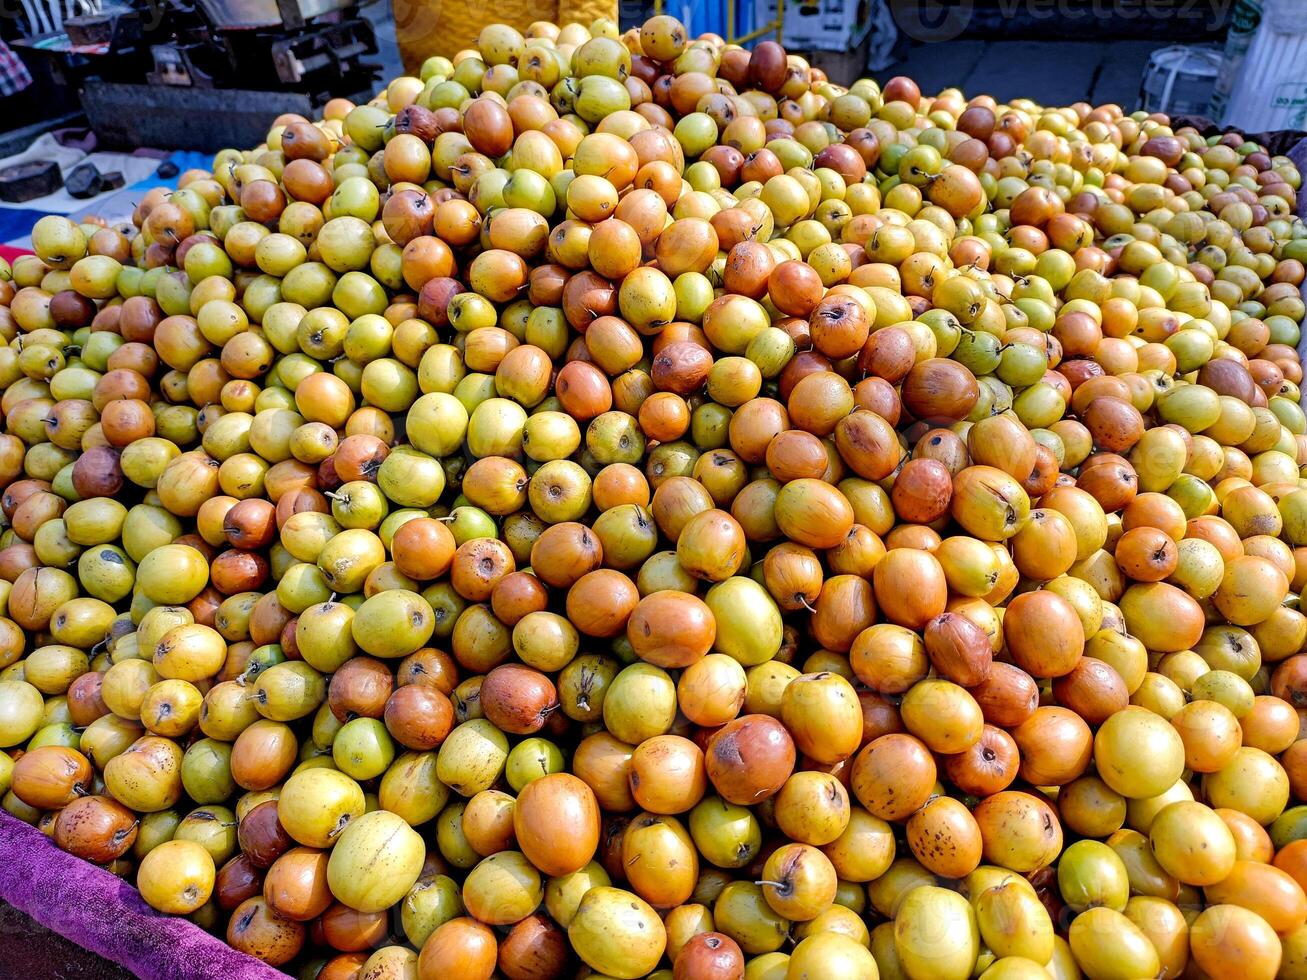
{"left": 673, "top": 931, "right": 743, "bottom": 980}
{"left": 227, "top": 896, "right": 305, "bottom": 966}
{"left": 417, "top": 917, "right": 497, "bottom": 980}
{"left": 1148, "top": 800, "right": 1237, "bottom": 887}
{"left": 137, "top": 839, "right": 215, "bottom": 914}
{"left": 705, "top": 714, "right": 795, "bottom": 806}
{"left": 1068, "top": 907, "right": 1160, "bottom": 980}
{"left": 924, "top": 611, "right": 992, "bottom": 686}
{"left": 263, "top": 847, "right": 333, "bottom": 922}
{"left": 53, "top": 795, "right": 138, "bottom": 862}
{"left": 480, "top": 663, "right": 558, "bottom": 734}
{"left": 974, "top": 791, "right": 1064, "bottom": 873}
{"left": 277, "top": 767, "right": 365, "bottom": 849}
{"left": 6, "top": 21, "right": 1307, "bottom": 980}
{"left": 851, "top": 734, "right": 937, "bottom": 822}
{"left": 12, "top": 745, "right": 93, "bottom": 808}
{"left": 238, "top": 800, "right": 293, "bottom": 869}
{"left": 780, "top": 671, "right": 862, "bottom": 764}
{"left": 497, "top": 913, "right": 569, "bottom": 980}
{"left": 626, "top": 590, "right": 715, "bottom": 667}
{"left": 215, "top": 854, "right": 264, "bottom": 913}
{"left": 567, "top": 886, "right": 666, "bottom": 979}
{"left": 1094, "top": 706, "right": 1185, "bottom": 800}
{"left": 894, "top": 885, "right": 980, "bottom": 980}
{"left": 907, "top": 797, "right": 982, "bottom": 878}
{"left": 513, "top": 772, "right": 600, "bottom": 876}
{"left": 326, "top": 810, "right": 425, "bottom": 912}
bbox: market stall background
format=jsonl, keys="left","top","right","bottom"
{"left": 0, "top": 0, "right": 1248, "bottom": 259}
{"left": 0, "top": 137, "right": 209, "bottom": 262}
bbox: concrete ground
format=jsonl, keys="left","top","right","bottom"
{"left": 871, "top": 39, "right": 1165, "bottom": 109}
{"left": 363, "top": 0, "right": 406, "bottom": 83}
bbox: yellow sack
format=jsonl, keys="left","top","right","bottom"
{"left": 557, "top": 0, "right": 619, "bottom": 30}
{"left": 393, "top": 0, "right": 618, "bottom": 75}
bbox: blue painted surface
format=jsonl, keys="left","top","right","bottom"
{"left": 0, "top": 149, "right": 213, "bottom": 248}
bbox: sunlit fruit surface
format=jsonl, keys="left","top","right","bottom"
{"left": 4, "top": 12, "right": 1307, "bottom": 980}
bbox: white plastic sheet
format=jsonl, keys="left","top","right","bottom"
{"left": 0, "top": 132, "right": 161, "bottom": 218}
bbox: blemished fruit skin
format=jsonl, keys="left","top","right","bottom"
{"left": 4, "top": 13, "right": 1307, "bottom": 980}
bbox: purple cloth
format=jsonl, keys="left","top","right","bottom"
{"left": 0, "top": 811, "right": 287, "bottom": 980}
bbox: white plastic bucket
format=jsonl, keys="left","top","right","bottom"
{"left": 1139, "top": 46, "right": 1223, "bottom": 117}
